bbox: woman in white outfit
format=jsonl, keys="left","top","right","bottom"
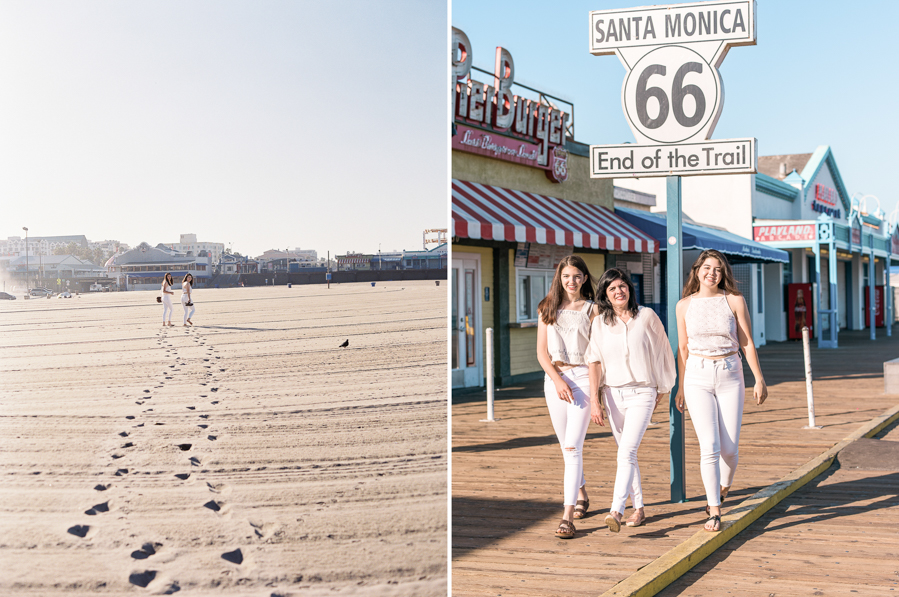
{"left": 535, "top": 255, "right": 599, "bottom": 539}
{"left": 586, "top": 267, "right": 675, "bottom": 532}
{"left": 161, "top": 273, "right": 175, "bottom": 326}
{"left": 181, "top": 273, "right": 195, "bottom": 326}
{"left": 674, "top": 249, "right": 768, "bottom": 532}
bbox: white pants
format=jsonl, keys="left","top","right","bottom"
{"left": 182, "top": 295, "right": 195, "bottom": 324}
{"left": 162, "top": 295, "right": 173, "bottom": 322}
{"left": 544, "top": 366, "right": 591, "bottom": 506}
{"left": 604, "top": 385, "right": 657, "bottom": 513}
{"left": 683, "top": 354, "right": 745, "bottom": 506}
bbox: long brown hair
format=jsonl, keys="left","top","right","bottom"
{"left": 682, "top": 249, "right": 742, "bottom": 298}
{"left": 537, "top": 255, "right": 595, "bottom": 325}
{"left": 182, "top": 273, "right": 193, "bottom": 286}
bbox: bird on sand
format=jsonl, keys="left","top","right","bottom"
{"left": 339, "top": 339, "right": 349, "bottom": 348}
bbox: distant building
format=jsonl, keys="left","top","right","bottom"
{"left": 165, "top": 234, "right": 225, "bottom": 266}
{"left": 107, "top": 242, "right": 211, "bottom": 291}
{"left": 6, "top": 254, "right": 107, "bottom": 290}
{"left": 403, "top": 243, "right": 447, "bottom": 269}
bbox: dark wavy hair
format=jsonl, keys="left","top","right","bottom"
{"left": 595, "top": 267, "right": 639, "bottom": 325}
{"left": 537, "top": 255, "right": 596, "bottom": 325}
{"left": 682, "top": 249, "right": 741, "bottom": 298}
{"left": 182, "top": 273, "right": 193, "bottom": 286}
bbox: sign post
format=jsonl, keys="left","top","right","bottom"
{"left": 588, "top": 0, "right": 757, "bottom": 502}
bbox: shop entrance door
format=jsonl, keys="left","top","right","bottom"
{"left": 452, "top": 255, "right": 482, "bottom": 389}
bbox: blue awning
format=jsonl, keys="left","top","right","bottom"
{"left": 615, "top": 208, "right": 789, "bottom": 264}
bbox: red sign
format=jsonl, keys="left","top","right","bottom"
{"left": 452, "top": 28, "right": 568, "bottom": 176}
{"left": 753, "top": 224, "right": 815, "bottom": 243}
{"left": 864, "top": 285, "right": 885, "bottom": 328}
{"left": 814, "top": 184, "right": 838, "bottom": 207}
{"left": 453, "top": 124, "right": 542, "bottom": 168}
{"left": 787, "top": 283, "right": 812, "bottom": 340}
{"left": 852, "top": 226, "right": 861, "bottom": 246}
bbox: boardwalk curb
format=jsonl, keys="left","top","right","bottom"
{"left": 600, "top": 403, "right": 899, "bottom": 597}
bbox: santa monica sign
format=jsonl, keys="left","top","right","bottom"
{"left": 588, "top": 0, "right": 757, "bottom": 178}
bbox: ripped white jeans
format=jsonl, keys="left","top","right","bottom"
{"left": 544, "top": 366, "right": 591, "bottom": 506}
{"left": 604, "top": 385, "right": 657, "bottom": 514}
{"left": 684, "top": 354, "right": 745, "bottom": 506}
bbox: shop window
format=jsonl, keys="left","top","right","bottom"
{"left": 517, "top": 269, "right": 553, "bottom": 322}
{"left": 756, "top": 266, "right": 763, "bottom": 313}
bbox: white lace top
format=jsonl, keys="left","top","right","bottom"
{"left": 685, "top": 294, "right": 740, "bottom": 357}
{"left": 545, "top": 300, "right": 594, "bottom": 366}
{"left": 585, "top": 306, "right": 676, "bottom": 392}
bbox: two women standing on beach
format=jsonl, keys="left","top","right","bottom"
{"left": 160, "top": 272, "right": 196, "bottom": 327}
{"left": 537, "top": 250, "right": 767, "bottom": 538}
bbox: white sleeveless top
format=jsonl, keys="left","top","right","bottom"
{"left": 546, "top": 300, "right": 594, "bottom": 366}
{"left": 685, "top": 295, "right": 740, "bottom": 357}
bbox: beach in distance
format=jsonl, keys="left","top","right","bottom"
{"left": 0, "top": 281, "right": 447, "bottom": 595}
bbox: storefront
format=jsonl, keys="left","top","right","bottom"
{"left": 614, "top": 207, "right": 789, "bottom": 335}
{"left": 451, "top": 27, "right": 657, "bottom": 389}
{"left": 615, "top": 145, "right": 898, "bottom": 347}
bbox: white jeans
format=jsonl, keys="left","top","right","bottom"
{"left": 683, "top": 354, "right": 745, "bottom": 506}
{"left": 182, "top": 295, "right": 195, "bottom": 324}
{"left": 604, "top": 385, "right": 656, "bottom": 513}
{"left": 544, "top": 366, "right": 591, "bottom": 506}
{"left": 162, "top": 295, "right": 173, "bottom": 322}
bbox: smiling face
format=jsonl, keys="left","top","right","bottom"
{"left": 559, "top": 265, "right": 586, "bottom": 298}
{"left": 699, "top": 257, "right": 723, "bottom": 290}
{"left": 606, "top": 277, "right": 630, "bottom": 309}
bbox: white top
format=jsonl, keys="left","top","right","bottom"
{"left": 585, "top": 306, "right": 676, "bottom": 393}
{"left": 162, "top": 280, "right": 171, "bottom": 293}
{"left": 685, "top": 295, "right": 740, "bottom": 357}
{"left": 182, "top": 281, "right": 191, "bottom": 295}
{"left": 545, "top": 300, "right": 594, "bottom": 366}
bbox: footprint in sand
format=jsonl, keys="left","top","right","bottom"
{"left": 127, "top": 570, "right": 156, "bottom": 588}
{"left": 221, "top": 548, "right": 244, "bottom": 565}
{"left": 119, "top": 432, "right": 129, "bottom": 437}
{"left": 115, "top": 468, "right": 129, "bottom": 476}
{"left": 177, "top": 444, "right": 192, "bottom": 451}
{"left": 207, "top": 435, "right": 217, "bottom": 441}
{"left": 67, "top": 524, "right": 94, "bottom": 538}
{"left": 174, "top": 473, "right": 191, "bottom": 481}
{"left": 189, "top": 456, "right": 203, "bottom": 466}
{"left": 203, "top": 499, "right": 230, "bottom": 515}
{"left": 248, "top": 520, "right": 277, "bottom": 540}
{"left": 94, "top": 484, "right": 111, "bottom": 491}
{"left": 130, "top": 541, "right": 163, "bottom": 560}
{"left": 206, "top": 482, "right": 231, "bottom": 495}
{"left": 84, "top": 501, "right": 111, "bottom": 515}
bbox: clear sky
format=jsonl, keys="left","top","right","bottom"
{"left": 453, "top": 0, "right": 899, "bottom": 218}
{"left": 0, "top": 1, "right": 447, "bottom": 258}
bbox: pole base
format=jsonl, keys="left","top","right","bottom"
{"left": 802, "top": 425, "right": 823, "bottom": 429}
{"left": 479, "top": 418, "right": 499, "bottom": 422}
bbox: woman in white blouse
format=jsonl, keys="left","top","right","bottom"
{"left": 536, "top": 255, "right": 599, "bottom": 539}
{"left": 674, "top": 250, "right": 768, "bottom": 532}
{"left": 586, "top": 267, "right": 675, "bottom": 532}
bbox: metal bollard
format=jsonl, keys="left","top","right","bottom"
{"left": 480, "top": 327, "right": 498, "bottom": 422}
{"left": 801, "top": 326, "right": 822, "bottom": 429}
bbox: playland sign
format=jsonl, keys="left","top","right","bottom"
{"left": 588, "top": 0, "right": 757, "bottom": 178}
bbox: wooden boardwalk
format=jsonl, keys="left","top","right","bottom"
{"left": 658, "top": 420, "right": 899, "bottom": 596}
{"left": 452, "top": 328, "right": 899, "bottom": 596}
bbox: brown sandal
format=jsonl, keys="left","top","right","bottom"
{"left": 604, "top": 513, "right": 621, "bottom": 533}
{"left": 573, "top": 499, "right": 589, "bottom": 519}
{"left": 555, "top": 519, "right": 576, "bottom": 539}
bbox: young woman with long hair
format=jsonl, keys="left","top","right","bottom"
{"left": 181, "top": 273, "right": 195, "bottom": 326}
{"left": 586, "top": 268, "right": 675, "bottom": 532}
{"left": 535, "top": 255, "right": 599, "bottom": 539}
{"left": 674, "top": 250, "right": 768, "bottom": 532}
{"left": 161, "top": 273, "right": 175, "bottom": 327}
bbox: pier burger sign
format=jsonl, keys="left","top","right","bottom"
{"left": 588, "top": 0, "right": 757, "bottom": 178}
{"left": 452, "top": 27, "right": 570, "bottom": 183}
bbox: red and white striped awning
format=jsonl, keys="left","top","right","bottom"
{"left": 452, "top": 179, "right": 658, "bottom": 253}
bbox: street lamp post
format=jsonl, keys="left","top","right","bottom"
{"left": 22, "top": 227, "right": 28, "bottom": 290}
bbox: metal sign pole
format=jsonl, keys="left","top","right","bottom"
{"left": 666, "top": 176, "right": 686, "bottom": 502}
{"left": 870, "top": 235, "right": 876, "bottom": 340}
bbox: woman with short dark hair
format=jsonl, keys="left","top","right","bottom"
{"left": 586, "top": 267, "right": 675, "bottom": 532}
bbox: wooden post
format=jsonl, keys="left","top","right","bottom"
{"left": 801, "top": 326, "right": 822, "bottom": 429}
{"left": 480, "top": 328, "right": 497, "bottom": 422}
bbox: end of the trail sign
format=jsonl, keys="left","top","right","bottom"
{"left": 590, "top": 137, "right": 756, "bottom": 178}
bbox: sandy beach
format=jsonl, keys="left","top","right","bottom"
{"left": 0, "top": 281, "right": 447, "bottom": 595}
